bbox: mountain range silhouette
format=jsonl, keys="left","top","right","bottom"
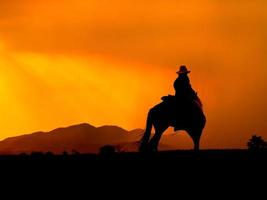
{"left": 0, "top": 123, "right": 190, "bottom": 154}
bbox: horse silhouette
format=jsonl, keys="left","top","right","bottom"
{"left": 139, "top": 96, "right": 206, "bottom": 152}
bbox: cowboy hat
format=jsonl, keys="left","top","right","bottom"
{"left": 177, "top": 65, "right": 191, "bottom": 74}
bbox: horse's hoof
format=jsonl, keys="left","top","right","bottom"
{"left": 139, "top": 143, "right": 148, "bottom": 153}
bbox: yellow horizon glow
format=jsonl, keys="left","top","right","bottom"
{"left": 0, "top": 42, "right": 177, "bottom": 139}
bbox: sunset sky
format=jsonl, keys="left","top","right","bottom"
{"left": 0, "top": 0, "right": 267, "bottom": 148}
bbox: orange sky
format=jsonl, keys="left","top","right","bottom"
{"left": 0, "top": 0, "right": 267, "bottom": 148}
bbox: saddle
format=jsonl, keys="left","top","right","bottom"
{"left": 161, "top": 94, "right": 203, "bottom": 131}
{"left": 161, "top": 92, "right": 202, "bottom": 108}
{"left": 161, "top": 94, "right": 175, "bottom": 102}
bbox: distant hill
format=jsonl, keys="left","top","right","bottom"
{"left": 0, "top": 123, "right": 192, "bottom": 154}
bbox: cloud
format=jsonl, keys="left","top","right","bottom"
{"left": 0, "top": 0, "right": 267, "bottom": 147}
{"left": 0, "top": 0, "right": 265, "bottom": 67}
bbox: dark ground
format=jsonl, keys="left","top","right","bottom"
{"left": 1, "top": 149, "right": 267, "bottom": 160}
{"left": 1, "top": 150, "right": 266, "bottom": 196}
{"left": 1, "top": 149, "right": 267, "bottom": 170}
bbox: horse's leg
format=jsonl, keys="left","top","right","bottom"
{"left": 139, "top": 109, "right": 154, "bottom": 152}
{"left": 194, "top": 136, "right": 200, "bottom": 151}
{"left": 149, "top": 123, "right": 168, "bottom": 152}
{"left": 188, "top": 129, "right": 202, "bottom": 151}
{"left": 148, "top": 131, "right": 162, "bottom": 152}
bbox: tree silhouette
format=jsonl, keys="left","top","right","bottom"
{"left": 247, "top": 135, "right": 267, "bottom": 150}
{"left": 99, "top": 145, "right": 116, "bottom": 156}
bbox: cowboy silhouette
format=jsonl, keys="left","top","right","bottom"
{"left": 174, "top": 65, "right": 198, "bottom": 101}
{"left": 162, "top": 65, "right": 199, "bottom": 104}
{"left": 139, "top": 65, "right": 206, "bottom": 152}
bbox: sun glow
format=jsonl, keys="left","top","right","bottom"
{"left": 0, "top": 42, "right": 175, "bottom": 139}
{"left": 0, "top": 1, "right": 267, "bottom": 148}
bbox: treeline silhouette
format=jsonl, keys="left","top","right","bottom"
{"left": 0, "top": 134, "right": 266, "bottom": 162}
{"left": 248, "top": 135, "right": 267, "bottom": 151}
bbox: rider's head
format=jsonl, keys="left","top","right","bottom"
{"left": 177, "top": 65, "right": 191, "bottom": 75}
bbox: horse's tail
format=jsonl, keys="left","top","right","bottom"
{"left": 194, "top": 93, "right": 203, "bottom": 109}
{"left": 139, "top": 109, "right": 154, "bottom": 152}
